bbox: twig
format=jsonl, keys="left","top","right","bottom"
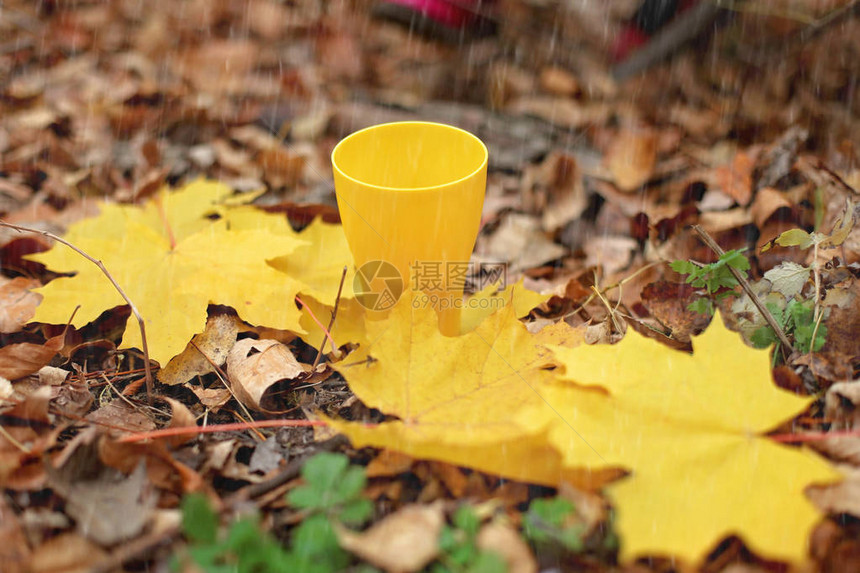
{"left": 117, "top": 418, "right": 328, "bottom": 443}
{"left": 313, "top": 266, "right": 348, "bottom": 369}
{"left": 612, "top": 0, "right": 723, "bottom": 81}
{"left": 295, "top": 295, "right": 337, "bottom": 353}
{"left": 691, "top": 225, "right": 793, "bottom": 350}
{"left": 0, "top": 221, "right": 155, "bottom": 403}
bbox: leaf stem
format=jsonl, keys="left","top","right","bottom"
{"left": 691, "top": 225, "right": 793, "bottom": 351}
{"left": 0, "top": 220, "right": 155, "bottom": 403}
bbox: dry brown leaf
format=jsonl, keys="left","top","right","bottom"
{"left": 0, "top": 277, "right": 41, "bottom": 333}
{"left": 476, "top": 521, "right": 537, "bottom": 573}
{"left": 750, "top": 187, "right": 794, "bottom": 228}
{"left": 335, "top": 503, "right": 444, "bottom": 572}
{"left": 808, "top": 465, "right": 860, "bottom": 518}
{"left": 28, "top": 532, "right": 107, "bottom": 573}
{"left": 715, "top": 151, "right": 755, "bottom": 206}
{"left": 257, "top": 146, "right": 305, "bottom": 188}
{"left": 0, "top": 330, "right": 65, "bottom": 380}
{"left": 86, "top": 399, "right": 156, "bottom": 436}
{"left": 479, "top": 213, "right": 566, "bottom": 273}
{"left": 159, "top": 312, "right": 243, "bottom": 386}
{"left": 606, "top": 128, "right": 657, "bottom": 191}
{"left": 226, "top": 338, "right": 308, "bottom": 412}
{"left": 47, "top": 459, "right": 155, "bottom": 546}
{"left": 0, "top": 495, "right": 31, "bottom": 573}
{"left": 539, "top": 67, "right": 579, "bottom": 97}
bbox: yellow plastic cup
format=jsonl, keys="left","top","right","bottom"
{"left": 331, "top": 121, "right": 488, "bottom": 335}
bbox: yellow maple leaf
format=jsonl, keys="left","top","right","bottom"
{"left": 540, "top": 316, "right": 839, "bottom": 563}
{"left": 220, "top": 207, "right": 356, "bottom": 306}
{"left": 28, "top": 180, "right": 307, "bottom": 365}
{"left": 460, "top": 279, "right": 550, "bottom": 333}
{"left": 327, "top": 291, "right": 615, "bottom": 488}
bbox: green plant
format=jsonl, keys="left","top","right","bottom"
{"left": 176, "top": 494, "right": 297, "bottom": 573}
{"left": 522, "top": 497, "right": 584, "bottom": 552}
{"left": 287, "top": 452, "right": 374, "bottom": 570}
{"left": 670, "top": 249, "right": 749, "bottom": 316}
{"left": 175, "top": 452, "right": 374, "bottom": 573}
{"left": 431, "top": 505, "right": 507, "bottom": 573}
{"left": 750, "top": 299, "right": 827, "bottom": 353}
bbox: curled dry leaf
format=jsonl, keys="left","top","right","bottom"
{"left": 476, "top": 521, "right": 538, "bottom": 573}
{"left": 335, "top": 502, "right": 444, "bottom": 573}
{"left": 226, "top": 338, "right": 307, "bottom": 412}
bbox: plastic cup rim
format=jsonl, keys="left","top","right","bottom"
{"left": 331, "top": 121, "right": 489, "bottom": 193}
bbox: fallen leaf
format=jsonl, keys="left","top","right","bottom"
{"left": 0, "top": 277, "right": 41, "bottom": 333}
{"left": 715, "top": 151, "right": 755, "bottom": 206}
{"left": 328, "top": 292, "right": 611, "bottom": 489}
{"left": 159, "top": 311, "right": 243, "bottom": 386}
{"left": 460, "top": 279, "right": 550, "bottom": 334}
{"left": 28, "top": 532, "right": 107, "bottom": 573}
{"left": 765, "top": 261, "right": 810, "bottom": 299}
{"left": 28, "top": 180, "right": 307, "bottom": 365}
{"left": 0, "top": 495, "right": 31, "bottom": 572}
{"left": 476, "top": 521, "right": 538, "bottom": 573}
{"left": 47, "top": 459, "right": 155, "bottom": 546}
{"left": 226, "top": 338, "right": 307, "bottom": 412}
{"left": 606, "top": 128, "right": 657, "bottom": 192}
{"left": 542, "top": 314, "right": 839, "bottom": 562}
{"left": 0, "top": 330, "right": 65, "bottom": 380}
{"left": 335, "top": 503, "right": 444, "bottom": 572}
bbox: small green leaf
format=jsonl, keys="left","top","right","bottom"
{"left": 670, "top": 260, "right": 698, "bottom": 275}
{"left": 750, "top": 326, "right": 777, "bottom": 349}
{"left": 528, "top": 498, "right": 575, "bottom": 528}
{"left": 687, "top": 298, "right": 714, "bottom": 316}
{"left": 301, "top": 452, "right": 349, "bottom": 491}
{"left": 452, "top": 505, "right": 481, "bottom": 537}
{"left": 287, "top": 484, "right": 325, "bottom": 511}
{"left": 181, "top": 493, "right": 219, "bottom": 545}
{"left": 336, "top": 465, "right": 368, "bottom": 501}
{"left": 338, "top": 498, "right": 373, "bottom": 526}
{"left": 292, "top": 514, "right": 341, "bottom": 561}
{"left": 467, "top": 551, "right": 508, "bottom": 573}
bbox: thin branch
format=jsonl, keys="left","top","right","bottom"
{"left": 0, "top": 221, "right": 155, "bottom": 403}
{"left": 313, "top": 266, "right": 348, "bottom": 369}
{"left": 691, "top": 225, "right": 794, "bottom": 350}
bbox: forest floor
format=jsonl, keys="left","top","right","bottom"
{"left": 1, "top": 1, "right": 859, "bottom": 572}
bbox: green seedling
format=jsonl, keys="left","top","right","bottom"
{"left": 522, "top": 497, "right": 584, "bottom": 552}
{"left": 176, "top": 452, "right": 374, "bottom": 573}
{"left": 750, "top": 299, "right": 827, "bottom": 353}
{"left": 287, "top": 452, "right": 374, "bottom": 570}
{"left": 670, "top": 249, "right": 749, "bottom": 316}
{"left": 431, "top": 505, "right": 507, "bottom": 573}
{"left": 176, "top": 494, "right": 297, "bottom": 573}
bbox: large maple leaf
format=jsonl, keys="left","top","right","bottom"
{"left": 330, "top": 296, "right": 838, "bottom": 564}
{"left": 327, "top": 292, "right": 616, "bottom": 488}
{"left": 534, "top": 316, "right": 839, "bottom": 563}
{"left": 29, "top": 180, "right": 307, "bottom": 365}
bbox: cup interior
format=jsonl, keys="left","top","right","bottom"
{"left": 332, "top": 122, "right": 487, "bottom": 190}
